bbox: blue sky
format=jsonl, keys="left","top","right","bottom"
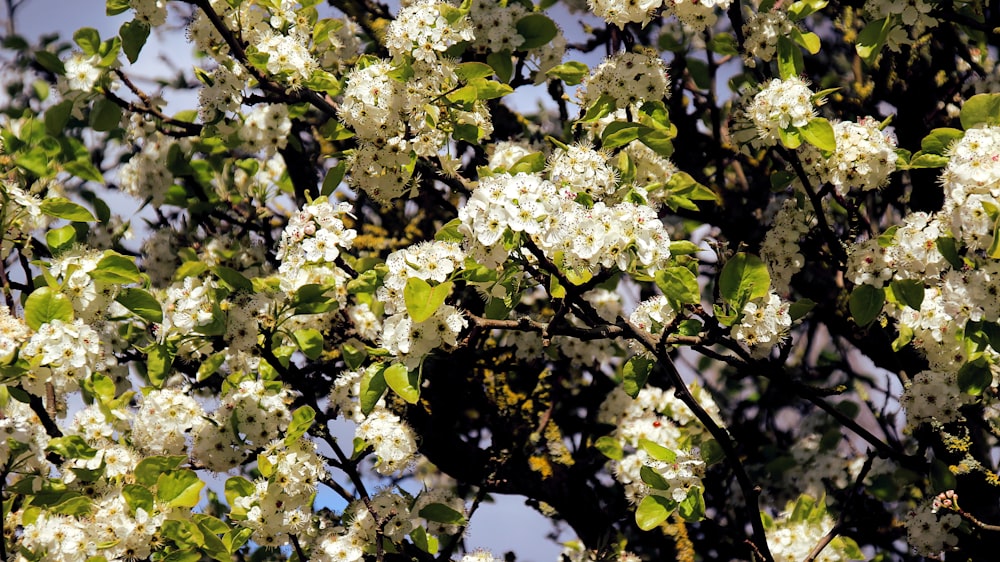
{"left": 6, "top": 1, "right": 581, "bottom": 560}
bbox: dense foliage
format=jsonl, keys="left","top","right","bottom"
{"left": 1, "top": 0, "right": 999, "bottom": 560}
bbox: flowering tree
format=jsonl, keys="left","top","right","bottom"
{"left": 1, "top": 0, "right": 999, "bottom": 560}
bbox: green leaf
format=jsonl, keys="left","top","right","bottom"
{"left": 161, "top": 519, "right": 205, "bottom": 549}
{"left": 937, "top": 236, "right": 963, "bottom": 269}
{"left": 285, "top": 405, "right": 316, "bottom": 444}
{"left": 799, "top": 118, "right": 836, "bottom": 152}
{"left": 778, "top": 125, "right": 802, "bottom": 149}
{"left": 787, "top": 0, "right": 827, "bottom": 20}
{"left": 930, "top": 459, "right": 957, "bottom": 494}
{"left": 640, "top": 465, "right": 671, "bottom": 490}
{"left": 293, "top": 328, "right": 325, "bottom": 360}
{"left": 35, "top": 49, "right": 65, "bottom": 75}
{"left": 47, "top": 435, "right": 98, "bottom": 459}
{"left": 384, "top": 363, "right": 420, "bottom": 404}
{"left": 123, "top": 484, "right": 154, "bottom": 514}
{"left": 791, "top": 28, "right": 821, "bottom": 54}
{"left": 107, "top": 0, "right": 130, "bottom": 16}
{"left": 700, "top": 439, "right": 725, "bottom": 465}
{"left": 678, "top": 486, "right": 705, "bottom": 521}
{"left": 74, "top": 28, "right": 101, "bottom": 56}
{"left": 849, "top": 284, "right": 885, "bottom": 327}
{"left": 116, "top": 288, "right": 163, "bottom": 323}
{"left": 707, "top": 33, "right": 738, "bottom": 55}
{"left": 157, "top": 469, "right": 205, "bottom": 508}
{"left": 197, "top": 352, "right": 226, "bottom": 382}
{"left": 719, "top": 253, "right": 771, "bottom": 308}
{"left": 419, "top": 503, "right": 466, "bottom": 525}
{"left": 51, "top": 495, "right": 93, "bottom": 516}
{"left": 292, "top": 283, "right": 338, "bottom": 314}
{"left": 486, "top": 51, "right": 513, "bottom": 84}
{"left": 24, "top": 286, "right": 74, "bottom": 330}
{"left": 920, "top": 128, "right": 963, "bottom": 155}
{"left": 435, "top": 218, "right": 464, "bottom": 243}
{"left": 63, "top": 158, "right": 104, "bottom": 184}
{"left": 594, "top": 436, "right": 623, "bottom": 460}
{"left": 404, "top": 278, "right": 452, "bottom": 323}
{"left": 601, "top": 121, "right": 643, "bottom": 150}
{"left": 889, "top": 279, "right": 924, "bottom": 310}
{"left": 455, "top": 62, "right": 495, "bottom": 81}
{"left": 877, "top": 225, "right": 898, "bottom": 248}
{"left": 360, "top": 364, "right": 388, "bottom": 415}
{"left": 224, "top": 476, "right": 255, "bottom": 514}
{"left": 635, "top": 494, "right": 677, "bottom": 531}
{"left": 91, "top": 252, "right": 141, "bottom": 283}
{"left": 788, "top": 298, "right": 816, "bottom": 321}
{"left": 988, "top": 215, "right": 1000, "bottom": 259}
{"left": 212, "top": 266, "right": 252, "bottom": 292}
{"left": 907, "top": 152, "right": 949, "bottom": 169}
{"left": 45, "top": 99, "right": 73, "bottom": 137}
{"left": 119, "top": 19, "right": 150, "bottom": 63}
{"left": 134, "top": 455, "right": 186, "bottom": 487}
{"left": 162, "top": 549, "right": 202, "bottom": 562}
{"left": 856, "top": 17, "right": 893, "bottom": 67}
{"left": 40, "top": 197, "right": 96, "bottom": 222}
{"left": 957, "top": 360, "right": 992, "bottom": 396}
{"left": 508, "top": 152, "right": 546, "bottom": 174}
{"left": 638, "top": 438, "right": 676, "bottom": 463}
{"left": 145, "top": 343, "right": 173, "bottom": 388}
{"left": 776, "top": 36, "right": 803, "bottom": 79}
{"left": 654, "top": 267, "right": 700, "bottom": 309}
{"left": 473, "top": 79, "right": 513, "bottom": 101}
{"left": 669, "top": 241, "right": 702, "bottom": 255}
{"left": 411, "top": 526, "right": 440, "bottom": 555}
{"left": 90, "top": 98, "right": 122, "bottom": 132}
{"left": 321, "top": 161, "right": 348, "bottom": 197}
{"left": 46, "top": 224, "right": 77, "bottom": 255}
{"left": 546, "top": 61, "right": 589, "bottom": 85}
{"left": 960, "top": 93, "right": 1000, "bottom": 129}
{"left": 578, "top": 94, "right": 617, "bottom": 123}
{"left": 515, "top": 14, "right": 557, "bottom": 50}
{"left": 341, "top": 340, "right": 368, "bottom": 371}
{"left": 622, "top": 356, "right": 652, "bottom": 398}
{"left": 638, "top": 101, "right": 672, "bottom": 130}
{"left": 638, "top": 128, "right": 675, "bottom": 157}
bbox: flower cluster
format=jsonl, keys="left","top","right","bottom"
{"left": 941, "top": 126, "right": 1000, "bottom": 251}
{"left": 459, "top": 172, "right": 673, "bottom": 275}
{"left": 548, "top": 144, "right": 618, "bottom": 199}
{"left": 385, "top": 0, "right": 474, "bottom": 64}
{"left": 119, "top": 128, "right": 181, "bottom": 207}
{"left": 760, "top": 199, "right": 813, "bottom": 295}
{"left": 765, "top": 495, "right": 861, "bottom": 561}
{"left": 800, "top": 117, "right": 898, "bottom": 195}
{"left": 901, "top": 369, "right": 970, "bottom": 426}
{"left": 231, "top": 439, "right": 325, "bottom": 547}
{"left": 747, "top": 77, "right": 819, "bottom": 146}
{"left": 742, "top": 9, "right": 794, "bottom": 67}
{"left": 130, "top": 387, "right": 205, "bottom": 456}
{"left": 20, "top": 319, "right": 103, "bottom": 398}
{"left": 466, "top": 0, "right": 565, "bottom": 80}
{"left": 377, "top": 241, "right": 467, "bottom": 365}
{"left": 62, "top": 52, "right": 102, "bottom": 92}
{"left": 588, "top": 0, "right": 731, "bottom": 29}
{"left": 731, "top": 291, "right": 792, "bottom": 357}
{"left": 905, "top": 502, "right": 962, "bottom": 556}
{"left": 579, "top": 51, "right": 670, "bottom": 110}
{"left": 238, "top": 104, "right": 292, "bottom": 154}
{"left": 598, "top": 386, "right": 718, "bottom": 505}
{"left": 357, "top": 409, "right": 419, "bottom": 474}
{"left": 0, "top": 304, "right": 30, "bottom": 364}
